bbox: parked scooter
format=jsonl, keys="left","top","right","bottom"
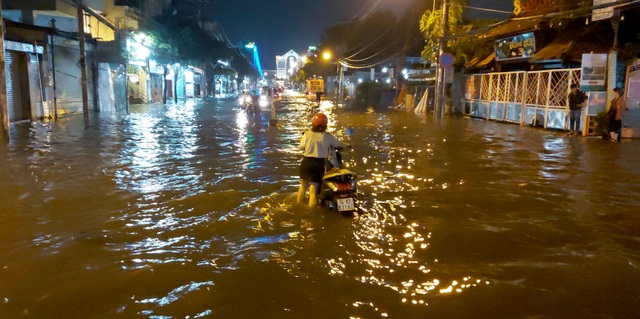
{"left": 318, "top": 147, "right": 357, "bottom": 215}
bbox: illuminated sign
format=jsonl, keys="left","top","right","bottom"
{"left": 514, "top": 0, "right": 560, "bottom": 15}
{"left": 495, "top": 32, "right": 536, "bottom": 61}
{"left": 406, "top": 69, "right": 436, "bottom": 83}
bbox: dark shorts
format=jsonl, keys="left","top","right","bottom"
{"left": 299, "top": 157, "right": 325, "bottom": 184}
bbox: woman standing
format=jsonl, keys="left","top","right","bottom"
{"left": 297, "top": 113, "right": 350, "bottom": 207}
{"left": 608, "top": 87, "right": 627, "bottom": 141}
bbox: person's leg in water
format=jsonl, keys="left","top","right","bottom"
{"left": 297, "top": 179, "right": 309, "bottom": 204}
{"left": 574, "top": 109, "right": 582, "bottom": 135}
{"left": 308, "top": 182, "right": 320, "bottom": 207}
{"left": 569, "top": 110, "right": 576, "bottom": 134}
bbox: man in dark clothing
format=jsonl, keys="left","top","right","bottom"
{"left": 251, "top": 90, "right": 260, "bottom": 116}
{"left": 568, "top": 84, "right": 586, "bottom": 136}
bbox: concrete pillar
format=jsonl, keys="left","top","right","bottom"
{"left": 76, "top": 5, "right": 89, "bottom": 121}
{"left": 21, "top": 10, "right": 34, "bottom": 25}
{"left": 607, "top": 14, "right": 622, "bottom": 102}
{"left": 607, "top": 51, "right": 618, "bottom": 102}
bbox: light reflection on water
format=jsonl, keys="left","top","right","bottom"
{"left": 1, "top": 95, "right": 640, "bottom": 318}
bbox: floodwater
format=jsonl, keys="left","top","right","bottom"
{"left": 1, "top": 92, "right": 640, "bottom": 319}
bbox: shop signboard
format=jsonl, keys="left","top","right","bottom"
{"left": 306, "top": 79, "right": 324, "bottom": 93}
{"left": 494, "top": 33, "right": 536, "bottom": 61}
{"left": 622, "top": 59, "right": 640, "bottom": 138}
{"left": 592, "top": 0, "right": 616, "bottom": 21}
{"left": 580, "top": 53, "right": 607, "bottom": 91}
{"left": 406, "top": 69, "right": 436, "bottom": 85}
{"left": 627, "top": 60, "right": 640, "bottom": 99}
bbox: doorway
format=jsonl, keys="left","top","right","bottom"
{"left": 5, "top": 51, "right": 32, "bottom": 121}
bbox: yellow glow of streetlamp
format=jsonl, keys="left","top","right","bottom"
{"left": 323, "top": 51, "right": 332, "bottom": 60}
{"left": 301, "top": 56, "right": 308, "bottom": 63}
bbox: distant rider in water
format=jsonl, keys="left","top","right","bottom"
{"left": 297, "top": 113, "right": 350, "bottom": 207}
{"left": 251, "top": 90, "right": 260, "bottom": 116}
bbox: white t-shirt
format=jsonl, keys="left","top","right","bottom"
{"left": 299, "top": 130, "right": 343, "bottom": 158}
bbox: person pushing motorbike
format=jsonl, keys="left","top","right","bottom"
{"left": 297, "top": 113, "right": 350, "bottom": 207}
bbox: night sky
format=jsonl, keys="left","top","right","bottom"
{"left": 210, "top": 0, "right": 513, "bottom": 69}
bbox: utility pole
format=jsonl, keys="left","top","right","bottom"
{"left": 50, "top": 19, "right": 58, "bottom": 119}
{"left": 76, "top": 1, "right": 90, "bottom": 122}
{"left": 0, "top": 0, "right": 9, "bottom": 140}
{"left": 338, "top": 61, "right": 343, "bottom": 101}
{"left": 434, "top": 0, "right": 449, "bottom": 119}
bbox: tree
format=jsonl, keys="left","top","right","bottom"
{"left": 419, "top": 0, "right": 464, "bottom": 63}
{"left": 290, "top": 68, "right": 307, "bottom": 85}
{"left": 420, "top": 0, "right": 496, "bottom": 67}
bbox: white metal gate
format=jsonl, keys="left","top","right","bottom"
{"left": 462, "top": 68, "right": 581, "bottom": 130}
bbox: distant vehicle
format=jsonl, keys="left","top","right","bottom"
{"left": 306, "top": 79, "right": 324, "bottom": 95}
{"left": 274, "top": 87, "right": 283, "bottom": 98}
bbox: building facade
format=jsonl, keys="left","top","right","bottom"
{"left": 275, "top": 50, "right": 301, "bottom": 82}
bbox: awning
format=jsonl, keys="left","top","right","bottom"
{"left": 466, "top": 52, "right": 495, "bottom": 69}
{"left": 481, "top": 18, "right": 543, "bottom": 39}
{"left": 530, "top": 26, "right": 613, "bottom": 63}
{"left": 530, "top": 40, "right": 574, "bottom": 62}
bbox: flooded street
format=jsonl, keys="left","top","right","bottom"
{"left": 1, "top": 93, "right": 640, "bottom": 318}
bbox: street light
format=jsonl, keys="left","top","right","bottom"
{"left": 322, "top": 50, "right": 345, "bottom": 101}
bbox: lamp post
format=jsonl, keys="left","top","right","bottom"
{"left": 323, "top": 50, "right": 344, "bottom": 101}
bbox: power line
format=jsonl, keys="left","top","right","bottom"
{"left": 344, "top": 20, "right": 400, "bottom": 60}
{"left": 461, "top": 5, "right": 512, "bottom": 14}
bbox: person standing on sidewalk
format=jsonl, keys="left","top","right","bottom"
{"left": 568, "top": 84, "right": 587, "bottom": 136}
{"left": 607, "top": 87, "right": 627, "bottom": 141}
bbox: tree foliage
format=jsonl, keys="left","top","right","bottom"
{"left": 419, "top": 0, "right": 465, "bottom": 63}
{"left": 230, "top": 50, "right": 259, "bottom": 79}
{"left": 354, "top": 81, "right": 383, "bottom": 107}
{"left": 290, "top": 68, "right": 307, "bottom": 85}
{"left": 420, "top": 0, "right": 497, "bottom": 66}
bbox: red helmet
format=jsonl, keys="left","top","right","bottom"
{"left": 312, "top": 113, "right": 328, "bottom": 127}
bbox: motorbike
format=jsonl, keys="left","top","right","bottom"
{"left": 318, "top": 147, "right": 357, "bottom": 216}
{"left": 238, "top": 95, "right": 252, "bottom": 111}
{"left": 239, "top": 95, "right": 261, "bottom": 117}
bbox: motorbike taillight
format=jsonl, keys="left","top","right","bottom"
{"left": 335, "top": 183, "right": 352, "bottom": 192}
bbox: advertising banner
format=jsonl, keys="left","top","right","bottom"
{"left": 586, "top": 91, "right": 607, "bottom": 116}
{"left": 580, "top": 53, "right": 607, "bottom": 91}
